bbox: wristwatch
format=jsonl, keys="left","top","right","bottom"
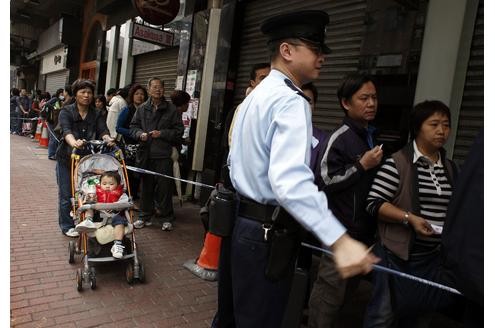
{"left": 402, "top": 211, "right": 410, "bottom": 226}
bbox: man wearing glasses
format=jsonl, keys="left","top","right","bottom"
{"left": 130, "top": 77, "right": 184, "bottom": 231}
{"left": 222, "top": 10, "right": 378, "bottom": 328}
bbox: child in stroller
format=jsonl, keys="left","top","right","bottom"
{"left": 75, "top": 170, "right": 129, "bottom": 259}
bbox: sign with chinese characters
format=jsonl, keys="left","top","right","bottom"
{"left": 41, "top": 46, "right": 66, "bottom": 74}
{"left": 131, "top": 23, "right": 174, "bottom": 47}
{"left": 133, "top": 0, "right": 180, "bottom": 25}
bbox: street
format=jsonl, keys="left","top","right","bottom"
{"left": 10, "top": 135, "right": 217, "bottom": 327}
{"left": 9, "top": 135, "right": 464, "bottom": 328}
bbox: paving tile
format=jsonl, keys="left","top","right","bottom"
{"left": 11, "top": 136, "right": 217, "bottom": 328}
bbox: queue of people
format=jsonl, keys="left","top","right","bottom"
{"left": 212, "top": 8, "right": 482, "bottom": 328}
{"left": 10, "top": 8, "right": 482, "bottom": 328}
{"left": 11, "top": 77, "right": 192, "bottom": 240}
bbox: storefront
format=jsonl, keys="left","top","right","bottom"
{"left": 133, "top": 47, "right": 179, "bottom": 95}
{"left": 228, "top": 0, "right": 483, "bottom": 163}
{"left": 41, "top": 46, "right": 70, "bottom": 94}
{"left": 452, "top": 0, "right": 483, "bottom": 162}
{"left": 230, "top": 0, "right": 428, "bottom": 155}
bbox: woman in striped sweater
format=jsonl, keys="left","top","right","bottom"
{"left": 363, "top": 100, "right": 459, "bottom": 327}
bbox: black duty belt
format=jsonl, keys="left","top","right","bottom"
{"left": 238, "top": 196, "right": 277, "bottom": 224}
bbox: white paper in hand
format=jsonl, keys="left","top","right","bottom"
{"left": 430, "top": 224, "right": 443, "bottom": 234}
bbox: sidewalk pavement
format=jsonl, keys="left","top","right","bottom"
{"left": 10, "top": 135, "right": 217, "bottom": 327}
{"left": 9, "top": 135, "right": 464, "bottom": 328}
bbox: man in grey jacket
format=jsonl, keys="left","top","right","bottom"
{"left": 130, "top": 77, "right": 184, "bottom": 231}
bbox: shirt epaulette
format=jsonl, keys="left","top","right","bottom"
{"left": 284, "top": 78, "right": 311, "bottom": 103}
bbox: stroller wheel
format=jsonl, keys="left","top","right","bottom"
{"left": 138, "top": 263, "right": 145, "bottom": 283}
{"left": 68, "top": 241, "right": 75, "bottom": 264}
{"left": 76, "top": 268, "right": 83, "bottom": 292}
{"left": 126, "top": 262, "right": 134, "bottom": 284}
{"left": 90, "top": 267, "right": 96, "bottom": 290}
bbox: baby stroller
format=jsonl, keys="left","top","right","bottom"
{"left": 68, "top": 140, "right": 145, "bottom": 291}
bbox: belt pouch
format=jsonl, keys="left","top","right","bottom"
{"left": 208, "top": 184, "right": 238, "bottom": 237}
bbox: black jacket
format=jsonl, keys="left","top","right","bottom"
{"left": 56, "top": 103, "right": 109, "bottom": 163}
{"left": 318, "top": 116, "right": 378, "bottom": 243}
{"left": 130, "top": 97, "right": 184, "bottom": 159}
{"left": 442, "top": 129, "right": 483, "bottom": 305}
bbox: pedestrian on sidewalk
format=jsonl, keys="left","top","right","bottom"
{"left": 116, "top": 84, "right": 148, "bottom": 203}
{"left": 55, "top": 79, "right": 113, "bottom": 237}
{"left": 43, "top": 89, "right": 64, "bottom": 160}
{"left": 364, "top": 100, "right": 457, "bottom": 327}
{"left": 308, "top": 74, "right": 382, "bottom": 327}
{"left": 10, "top": 88, "right": 20, "bottom": 134}
{"left": 17, "top": 88, "right": 31, "bottom": 135}
{"left": 130, "top": 77, "right": 184, "bottom": 231}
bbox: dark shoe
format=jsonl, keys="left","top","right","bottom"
{"left": 48, "top": 156, "right": 56, "bottom": 160}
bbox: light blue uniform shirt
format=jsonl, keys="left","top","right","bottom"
{"left": 228, "top": 69, "right": 346, "bottom": 247}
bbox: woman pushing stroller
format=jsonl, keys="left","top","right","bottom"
{"left": 55, "top": 79, "right": 114, "bottom": 238}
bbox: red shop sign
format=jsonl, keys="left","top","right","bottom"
{"left": 133, "top": 0, "right": 181, "bottom": 25}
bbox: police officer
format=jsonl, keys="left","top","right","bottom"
{"left": 223, "top": 10, "right": 379, "bottom": 328}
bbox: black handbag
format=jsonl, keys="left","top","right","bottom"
{"left": 134, "top": 141, "right": 150, "bottom": 168}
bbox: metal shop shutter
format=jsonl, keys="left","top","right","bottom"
{"left": 453, "top": 0, "right": 484, "bottom": 163}
{"left": 233, "top": 0, "right": 366, "bottom": 132}
{"left": 133, "top": 47, "right": 179, "bottom": 97}
{"left": 45, "top": 70, "right": 69, "bottom": 95}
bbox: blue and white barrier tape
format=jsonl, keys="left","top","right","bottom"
{"left": 125, "top": 164, "right": 463, "bottom": 296}
{"left": 126, "top": 165, "right": 215, "bottom": 190}
{"left": 301, "top": 242, "right": 462, "bottom": 295}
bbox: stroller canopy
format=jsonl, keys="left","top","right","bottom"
{"left": 74, "top": 154, "right": 126, "bottom": 191}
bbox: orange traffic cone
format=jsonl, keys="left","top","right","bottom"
{"left": 34, "top": 119, "right": 42, "bottom": 141}
{"left": 39, "top": 121, "right": 49, "bottom": 147}
{"left": 183, "top": 232, "right": 221, "bottom": 281}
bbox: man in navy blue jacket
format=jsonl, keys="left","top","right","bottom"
{"left": 308, "top": 74, "right": 383, "bottom": 327}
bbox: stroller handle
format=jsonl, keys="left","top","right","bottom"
{"left": 71, "top": 139, "right": 121, "bottom": 155}
{"left": 77, "top": 201, "right": 133, "bottom": 214}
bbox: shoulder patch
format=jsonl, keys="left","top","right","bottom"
{"left": 284, "top": 78, "right": 311, "bottom": 102}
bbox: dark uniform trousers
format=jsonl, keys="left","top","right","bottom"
{"left": 229, "top": 216, "right": 293, "bottom": 328}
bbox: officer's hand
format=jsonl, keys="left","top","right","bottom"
{"left": 331, "top": 234, "right": 379, "bottom": 278}
{"left": 409, "top": 214, "right": 434, "bottom": 236}
{"left": 140, "top": 132, "right": 148, "bottom": 141}
{"left": 359, "top": 146, "right": 383, "bottom": 170}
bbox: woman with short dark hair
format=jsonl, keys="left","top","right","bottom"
{"left": 55, "top": 79, "right": 113, "bottom": 237}
{"left": 364, "top": 100, "right": 458, "bottom": 326}
{"left": 116, "top": 84, "right": 148, "bottom": 202}
{"left": 94, "top": 94, "right": 108, "bottom": 119}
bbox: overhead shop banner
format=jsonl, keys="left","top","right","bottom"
{"left": 133, "top": 0, "right": 180, "bottom": 25}
{"left": 131, "top": 22, "right": 174, "bottom": 47}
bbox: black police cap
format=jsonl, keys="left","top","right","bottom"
{"left": 260, "top": 10, "right": 331, "bottom": 54}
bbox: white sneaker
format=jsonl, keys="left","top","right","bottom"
{"left": 64, "top": 228, "right": 79, "bottom": 238}
{"left": 133, "top": 219, "right": 144, "bottom": 229}
{"left": 161, "top": 222, "right": 173, "bottom": 231}
{"left": 111, "top": 243, "right": 125, "bottom": 259}
{"left": 75, "top": 218, "right": 97, "bottom": 233}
